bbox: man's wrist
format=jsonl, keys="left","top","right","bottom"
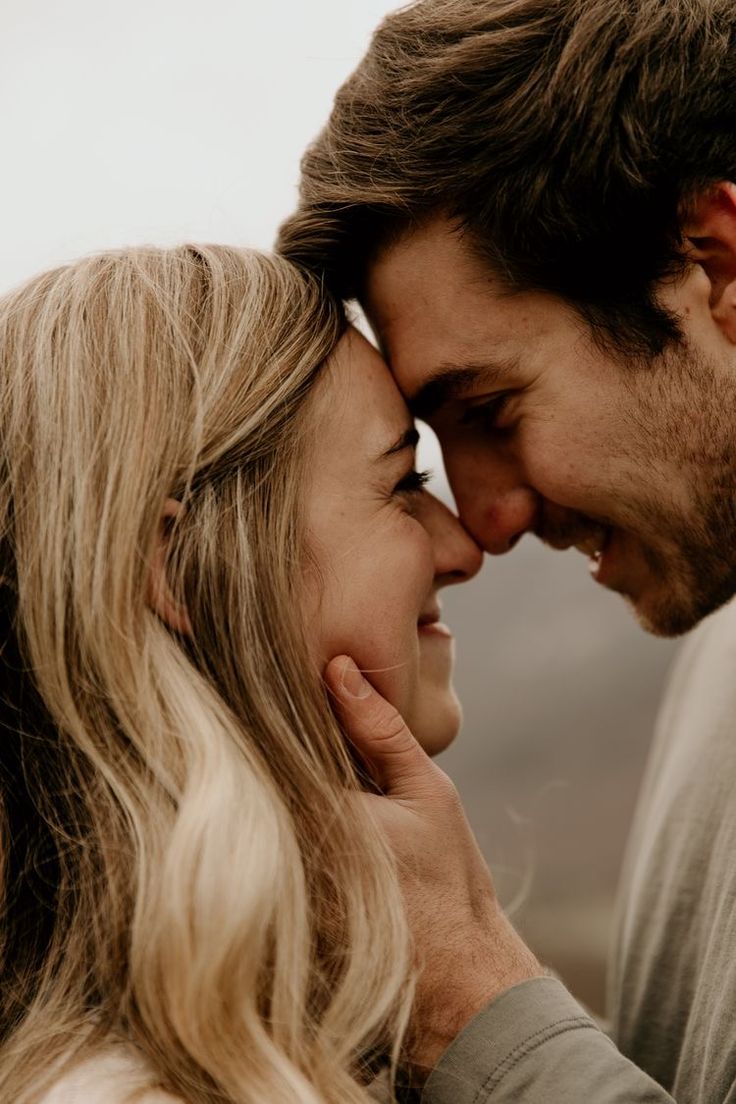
{"left": 406, "top": 907, "right": 544, "bottom": 1080}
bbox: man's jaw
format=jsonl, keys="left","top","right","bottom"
{"left": 534, "top": 505, "right": 734, "bottom": 637}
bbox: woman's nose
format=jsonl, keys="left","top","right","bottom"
{"left": 421, "top": 492, "right": 483, "bottom": 585}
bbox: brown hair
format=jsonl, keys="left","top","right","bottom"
{"left": 278, "top": 0, "right": 736, "bottom": 355}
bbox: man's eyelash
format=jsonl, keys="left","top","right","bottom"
{"left": 460, "top": 394, "right": 509, "bottom": 426}
{"left": 394, "top": 468, "right": 432, "bottom": 495}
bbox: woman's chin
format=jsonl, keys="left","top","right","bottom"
{"left": 411, "top": 690, "right": 462, "bottom": 758}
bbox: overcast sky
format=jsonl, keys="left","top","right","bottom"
{"left": 0, "top": 0, "right": 403, "bottom": 288}
{"left": 0, "top": 0, "right": 452, "bottom": 480}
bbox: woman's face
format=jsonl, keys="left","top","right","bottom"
{"left": 305, "top": 328, "right": 482, "bottom": 756}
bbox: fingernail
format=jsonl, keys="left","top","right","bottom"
{"left": 340, "top": 658, "right": 371, "bottom": 699}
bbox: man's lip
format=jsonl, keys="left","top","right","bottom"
{"left": 541, "top": 524, "right": 611, "bottom": 556}
{"left": 574, "top": 529, "right": 611, "bottom": 557}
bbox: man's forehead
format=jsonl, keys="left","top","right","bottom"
{"left": 364, "top": 217, "right": 496, "bottom": 322}
{"left": 365, "top": 259, "right": 576, "bottom": 411}
{"left": 365, "top": 247, "right": 521, "bottom": 368}
{"left": 364, "top": 293, "right": 524, "bottom": 409}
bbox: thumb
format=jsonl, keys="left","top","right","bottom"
{"left": 325, "top": 655, "right": 438, "bottom": 801}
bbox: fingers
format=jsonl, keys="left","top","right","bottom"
{"left": 324, "top": 655, "right": 437, "bottom": 801}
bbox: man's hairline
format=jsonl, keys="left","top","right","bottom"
{"left": 353, "top": 202, "right": 695, "bottom": 380}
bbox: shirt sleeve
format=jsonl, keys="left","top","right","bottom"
{"left": 421, "top": 978, "right": 674, "bottom": 1104}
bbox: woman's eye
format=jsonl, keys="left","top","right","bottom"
{"left": 460, "top": 393, "right": 510, "bottom": 429}
{"left": 392, "top": 468, "right": 432, "bottom": 499}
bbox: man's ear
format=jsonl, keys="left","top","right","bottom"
{"left": 147, "top": 498, "right": 192, "bottom": 636}
{"left": 683, "top": 181, "right": 736, "bottom": 342}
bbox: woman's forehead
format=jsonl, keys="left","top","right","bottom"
{"left": 315, "top": 327, "right": 412, "bottom": 464}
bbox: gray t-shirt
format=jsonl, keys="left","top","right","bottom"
{"left": 423, "top": 598, "right": 736, "bottom": 1104}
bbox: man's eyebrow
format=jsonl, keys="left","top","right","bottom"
{"left": 377, "top": 426, "right": 420, "bottom": 460}
{"left": 408, "top": 360, "right": 518, "bottom": 421}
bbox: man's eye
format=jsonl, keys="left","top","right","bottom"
{"left": 460, "top": 394, "right": 510, "bottom": 428}
{"left": 393, "top": 468, "right": 432, "bottom": 497}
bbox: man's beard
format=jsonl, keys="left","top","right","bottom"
{"left": 537, "top": 337, "right": 736, "bottom": 638}
{"left": 650, "top": 472, "right": 736, "bottom": 637}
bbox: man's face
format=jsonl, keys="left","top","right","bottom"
{"left": 364, "top": 217, "right": 736, "bottom": 637}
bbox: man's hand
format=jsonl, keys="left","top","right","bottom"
{"left": 325, "top": 656, "right": 544, "bottom": 1081}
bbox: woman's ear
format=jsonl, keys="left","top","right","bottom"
{"left": 147, "top": 497, "right": 192, "bottom": 636}
{"left": 684, "top": 181, "right": 736, "bottom": 342}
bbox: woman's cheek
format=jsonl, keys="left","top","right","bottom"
{"left": 351, "top": 613, "right": 418, "bottom": 716}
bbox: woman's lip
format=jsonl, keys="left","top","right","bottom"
{"left": 418, "top": 620, "right": 453, "bottom": 638}
{"left": 417, "top": 606, "right": 442, "bottom": 627}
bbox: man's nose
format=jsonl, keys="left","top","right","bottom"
{"left": 452, "top": 475, "right": 540, "bottom": 555}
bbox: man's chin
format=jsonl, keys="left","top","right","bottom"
{"left": 626, "top": 574, "right": 735, "bottom": 638}
{"left": 593, "top": 530, "right": 725, "bottom": 637}
{"left": 629, "top": 595, "right": 700, "bottom": 638}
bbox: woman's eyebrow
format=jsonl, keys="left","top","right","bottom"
{"left": 377, "top": 426, "right": 420, "bottom": 461}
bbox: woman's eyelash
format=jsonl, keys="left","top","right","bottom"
{"left": 393, "top": 468, "right": 432, "bottom": 496}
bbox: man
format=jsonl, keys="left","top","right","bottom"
{"left": 281, "top": 1, "right": 736, "bottom": 1101}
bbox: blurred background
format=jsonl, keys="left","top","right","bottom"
{"left": 1, "top": 0, "right": 680, "bottom": 1014}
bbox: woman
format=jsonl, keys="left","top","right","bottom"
{"left": 0, "top": 245, "right": 481, "bottom": 1104}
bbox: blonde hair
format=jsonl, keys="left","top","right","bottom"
{"left": 0, "top": 245, "right": 413, "bottom": 1103}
